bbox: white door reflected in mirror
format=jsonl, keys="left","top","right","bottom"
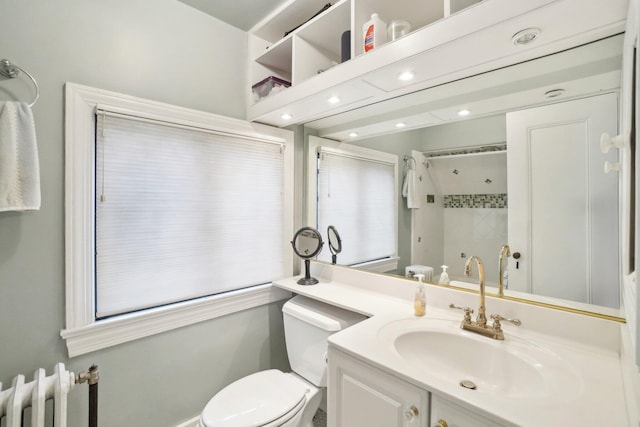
{"left": 507, "top": 93, "right": 619, "bottom": 308}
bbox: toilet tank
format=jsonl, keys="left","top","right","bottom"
{"left": 282, "top": 296, "right": 366, "bottom": 387}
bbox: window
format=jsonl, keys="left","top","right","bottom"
{"left": 306, "top": 136, "right": 399, "bottom": 271}
{"left": 62, "top": 84, "right": 293, "bottom": 356}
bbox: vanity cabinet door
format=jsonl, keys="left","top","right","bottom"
{"left": 328, "top": 348, "right": 429, "bottom": 427}
{"left": 430, "top": 395, "right": 504, "bottom": 427}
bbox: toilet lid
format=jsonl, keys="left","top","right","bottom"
{"left": 200, "top": 369, "right": 307, "bottom": 427}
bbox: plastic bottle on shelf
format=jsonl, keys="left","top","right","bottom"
{"left": 363, "top": 13, "right": 387, "bottom": 52}
{"left": 413, "top": 274, "right": 426, "bottom": 317}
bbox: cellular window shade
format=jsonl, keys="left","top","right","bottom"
{"left": 317, "top": 150, "right": 396, "bottom": 265}
{"left": 95, "top": 113, "right": 286, "bottom": 318}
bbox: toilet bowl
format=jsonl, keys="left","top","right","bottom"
{"left": 198, "top": 296, "right": 365, "bottom": 427}
{"left": 199, "top": 370, "right": 320, "bottom": 427}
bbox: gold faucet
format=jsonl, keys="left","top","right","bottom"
{"left": 498, "top": 245, "right": 510, "bottom": 296}
{"left": 450, "top": 255, "right": 521, "bottom": 340}
{"left": 464, "top": 256, "right": 487, "bottom": 328}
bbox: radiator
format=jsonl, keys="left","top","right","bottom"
{"left": 0, "top": 363, "right": 99, "bottom": 427}
{"left": 405, "top": 265, "right": 434, "bottom": 282}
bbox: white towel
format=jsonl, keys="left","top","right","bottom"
{"left": 402, "top": 168, "right": 419, "bottom": 209}
{"left": 0, "top": 101, "right": 41, "bottom": 211}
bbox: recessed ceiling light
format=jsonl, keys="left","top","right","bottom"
{"left": 395, "top": 122, "right": 406, "bottom": 128}
{"left": 457, "top": 109, "right": 471, "bottom": 117}
{"left": 544, "top": 88, "right": 566, "bottom": 98}
{"left": 348, "top": 132, "right": 359, "bottom": 138}
{"left": 280, "top": 113, "right": 292, "bottom": 120}
{"left": 328, "top": 96, "right": 340, "bottom": 104}
{"left": 511, "top": 28, "right": 541, "bottom": 46}
{"left": 398, "top": 71, "right": 415, "bottom": 81}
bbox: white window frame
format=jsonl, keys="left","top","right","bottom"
{"left": 62, "top": 83, "right": 294, "bottom": 357}
{"left": 306, "top": 135, "right": 399, "bottom": 272}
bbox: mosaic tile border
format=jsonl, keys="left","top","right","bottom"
{"left": 444, "top": 194, "right": 507, "bottom": 208}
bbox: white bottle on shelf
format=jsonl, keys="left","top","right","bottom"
{"left": 363, "top": 13, "right": 387, "bottom": 53}
{"left": 438, "top": 265, "right": 450, "bottom": 285}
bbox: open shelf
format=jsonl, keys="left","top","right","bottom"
{"left": 353, "top": 0, "right": 445, "bottom": 56}
{"left": 294, "top": 0, "right": 351, "bottom": 84}
{"left": 255, "top": 37, "right": 293, "bottom": 76}
{"left": 248, "top": 0, "right": 485, "bottom": 106}
{"left": 252, "top": 0, "right": 340, "bottom": 43}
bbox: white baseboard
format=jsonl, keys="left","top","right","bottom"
{"left": 175, "top": 416, "right": 199, "bottom": 427}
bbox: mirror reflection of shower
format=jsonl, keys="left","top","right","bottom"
{"left": 412, "top": 145, "right": 508, "bottom": 286}
{"left": 327, "top": 225, "right": 342, "bottom": 264}
{"left": 291, "top": 227, "right": 324, "bottom": 285}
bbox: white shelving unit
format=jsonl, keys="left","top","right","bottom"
{"left": 246, "top": 0, "right": 627, "bottom": 127}
{"left": 248, "top": 0, "right": 482, "bottom": 105}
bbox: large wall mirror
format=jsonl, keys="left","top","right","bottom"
{"left": 304, "top": 33, "right": 626, "bottom": 317}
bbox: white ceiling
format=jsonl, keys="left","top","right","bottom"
{"left": 177, "top": 0, "right": 286, "bottom": 31}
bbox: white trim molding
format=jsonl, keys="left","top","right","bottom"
{"left": 63, "top": 83, "right": 294, "bottom": 356}
{"left": 351, "top": 257, "right": 401, "bottom": 274}
{"left": 175, "top": 416, "right": 200, "bottom": 427}
{"left": 61, "top": 284, "right": 291, "bottom": 358}
{"left": 305, "top": 135, "right": 400, "bottom": 272}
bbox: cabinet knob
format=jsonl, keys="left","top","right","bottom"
{"left": 404, "top": 405, "right": 419, "bottom": 421}
{"left": 433, "top": 419, "right": 448, "bottom": 427}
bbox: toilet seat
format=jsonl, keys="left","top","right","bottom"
{"left": 199, "top": 369, "right": 308, "bottom": 427}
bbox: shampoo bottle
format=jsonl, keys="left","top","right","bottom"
{"left": 363, "top": 13, "right": 387, "bottom": 52}
{"left": 414, "top": 274, "right": 426, "bottom": 317}
{"left": 439, "top": 265, "right": 450, "bottom": 285}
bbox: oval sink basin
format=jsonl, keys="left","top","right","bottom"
{"left": 378, "top": 318, "right": 583, "bottom": 401}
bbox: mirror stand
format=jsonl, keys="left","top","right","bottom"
{"left": 327, "top": 225, "right": 342, "bottom": 265}
{"left": 298, "top": 259, "right": 319, "bottom": 285}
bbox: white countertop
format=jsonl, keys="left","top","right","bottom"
{"left": 273, "top": 262, "right": 629, "bottom": 427}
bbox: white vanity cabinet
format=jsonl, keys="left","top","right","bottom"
{"left": 430, "top": 395, "right": 503, "bottom": 427}
{"left": 328, "top": 348, "right": 429, "bottom": 427}
{"left": 328, "top": 347, "right": 505, "bottom": 427}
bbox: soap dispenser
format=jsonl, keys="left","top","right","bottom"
{"left": 438, "top": 265, "right": 450, "bottom": 285}
{"left": 414, "top": 274, "right": 426, "bottom": 317}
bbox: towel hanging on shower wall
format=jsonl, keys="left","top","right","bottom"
{"left": 402, "top": 157, "right": 419, "bottom": 209}
{"left": 0, "top": 101, "right": 41, "bottom": 211}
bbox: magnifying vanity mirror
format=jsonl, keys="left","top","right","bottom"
{"left": 304, "top": 33, "right": 629, "bottom": 318}
{"left": 291, "top": 227, "right": 324, "bottom": 285}
{"left": 327, "top": 225, "right": 343, "bottom": 264}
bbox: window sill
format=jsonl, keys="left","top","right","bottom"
{"left": 60, "top": 284, "right": 292, "bottom": 357}
{"left": 351, "top": 257, "right": 400, "bottom": 274}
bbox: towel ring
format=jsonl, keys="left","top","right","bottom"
{"left": 0, "top": 59, "right": 40, "bottom": 107}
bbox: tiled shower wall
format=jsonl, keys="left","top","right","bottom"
{"left": 443, "top": 203, "right": 508, "bottom": 285}
{"left": 411, "top": 187, "right": 508, "bottom": 286}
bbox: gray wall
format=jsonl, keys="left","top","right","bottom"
{"left": 0, "top": 1, "right": 289, "bottom": 425}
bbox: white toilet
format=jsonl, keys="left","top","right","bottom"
{"left": 199, "top": 295, "right": 366, "bottom": 427}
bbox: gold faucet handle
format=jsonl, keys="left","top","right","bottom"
{"left": 449, "top": 304, "right": 474, "bottom": 323}
{"left": 490, "top": 314, "right": 522, "bottom": 328}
